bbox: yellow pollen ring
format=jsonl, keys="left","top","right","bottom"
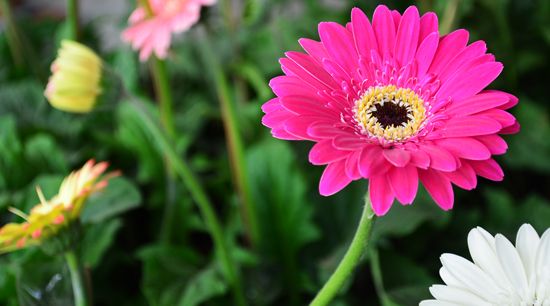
{"left": 353, "top": 85, "right": 426, "bottom": 141}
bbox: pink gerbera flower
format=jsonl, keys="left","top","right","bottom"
{"left": 122, "top": 0, "right": 215, "bottom": 61}
{"left": 261, "top": 5, "right": 519, "bottom": 216}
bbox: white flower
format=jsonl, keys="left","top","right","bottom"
{"left": 420, "top": 224, "right": 550, "bottom": 306}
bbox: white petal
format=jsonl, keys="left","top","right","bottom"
{"left": 440, "top": 253, "right": 502, "bottom": 301}
{"left": 429, "top": 284, "right": 492, "bottom": 305}
{"left": 468, "top": 227, "right": 511, "bottom": 290}
{"left": 495, "top": 233, "right": 529, "bottom": 299}
{"left": 536, "top": 228, "right": 550, "bottom": 300}
{"left": 419, "top": 300, "right": 462, "bottom": 306}
{"left": 515, "top": 223, "right": 540, "bottom": 281}
{"left": 440, "top": 267, "right": 462, "bottom": 288}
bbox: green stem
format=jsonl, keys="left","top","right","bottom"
{"left": 310, "top": 197, "right": 375, "bottom": 306}
{"left": 440, "top": 0, "right": 461, "bottom": 35}
{"left": 370, "top": 247, "right": 394, "bottom": 305}
{"left": 0, "top": 0, "right": 24, "bottom": 71}
{"left": 66, "top": 0, "right": 80, "bottom": 40}
{"left": 196, "top": 27, "right": 259, "bottom": 247}
{"left": 150, "top": 57, "right": 176, "bottom": 138}
{"left": 127, "top": 97, "right": 247, "bottom": 306}
{"left": 65, "top": 250, "right": 88, "bottom": 306}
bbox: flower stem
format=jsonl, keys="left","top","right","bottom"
{"left": 150, "top": 56, "right": 176, "bottom": 138}
{"left": 440, "top": 0, "right": 461, "bottom": 35}
{"left": 64, "top": 250, "right": 88, "bottom": 306}
{"left": 310, "top": 197, "right": 375, "bottom": 306}
{"left": 127, "top": 97, "right": 247, "bottom": 306}
{"left": 66, "top": 0, "right": 80, "bottom": 40}
{"left": 196, "top": 27, "right": 259, "bottom": 247}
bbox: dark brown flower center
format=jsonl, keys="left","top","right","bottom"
{"left": 370, "top": 102, "right": 411, "bottom": 128}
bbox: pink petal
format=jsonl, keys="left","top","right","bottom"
{"left": 500, "top": 121, "right": 520, "bottom": 134}
{"left": 476, "top": 135, "right": 508, "bottom": 155}
{"left": 261, "top": 98, "right": 281, "bottom": 113}
{"left": 351, "top": 8, "right": 378, "bottom": 57}
{"left": 369, "top": 175, "right": 395, "bottom": 216}
{"left": 262, "top": 108, "right": 294, "bottom": 129}
{"left": 437, "top": 62, "right": 503, "bottom": 103}
{"left": 430, "top": 116, "right": 502, "bottom": 138}
{"left": 475, "top": 109, "right": 517, "bottom": 128}
{"left": 435, "top": 138, "right": 491, "bottom": 161}
{"left": 416, "top": 32, "right": 439, "bottom": 77}
{"left": 388, "top": 166, "right": 418, "bottom": 205}
{"left": 280, "top": 96, "right": 338, "bottom": 118}
{"left": 333, "top": 135, "right": 368, "bottom": 150}
{"left": 299, "top": 38, "right": 329, "bottom": 64}
{"left": 444, "top": 163, "right": 477, "bottom": 190}
{"left": 410, "top": 149, "right": 430, "bottom": 169}
{"left": 438, "top": 40, "right": 487, "bottom": 83}
{"left": 359, "top": 146, "right": 392, "bottom": 178}
{"left": 428, "top": 29, "right": 469, "bottom": 75}
{"left": 283, "top": 51, "right": 338, "bottom": 90}
{"left": 318, "top": 22, "right": 358, "bottom": 73}
{"left": 470, "top": 159, "right": 504, "bottom": 181}
{"left": 419, "top": 169, "right": 454, "bottom": 210}
{"left": 445, "top": 91, "right": 511, "bottom": 117}
{"left": 319, "top": 160, "right": 353, "bottom": 196}
{"left": 283, "top": 116, "right": 324, "bottom": 140}
{"left": 394, "top": 6, "right": 420, "bottom": 66}
{"left": 419, "top": 12, "right": 438, "bottom": 43}
{"left": 418, "top": 143, "right": 457, "bottom": 172}
{"left": 383, "top": 148, "right": 411, "bottom": 167}
{"left": 345, "top": 149, "right": 363, "bottom": 180}
{"left": 269, "top": 76, "right": 317, "bottom": 97}
{"left": 307, "top": 122, "right": 348, "bottom": 139}
{"left": 372, "top": 5, "right": 396, "bottom": 56}
{"left": 309, "top": 140, "right": 348, "bottom": 165}
{"left": 498, "top": 92, "right": 519, "bottom": 110}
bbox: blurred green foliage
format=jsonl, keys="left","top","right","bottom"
{"left": 0, "top": 0, "right": 548, "bottom": 305}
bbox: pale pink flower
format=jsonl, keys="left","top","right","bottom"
{"left": 261, "top": 5, "right": 519, "bottom": 216}
{"left": 122, "top": 0, "right": 215, "bottom": 61}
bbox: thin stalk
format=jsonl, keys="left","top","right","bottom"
{"left": 127, "top": 97, "right": 247, "bottom": 306}
{"left": 310, "top": 197, "right": 375, "bottom": 306}
{"left": 440, "top": 0, "right": 461, "bottom": 35}
{"left": 66, "top": 0, "right": 80, "bottom": 40}
{"left": 370, "top": 247, "right": 396, "bottom": 305}
{"left": 150, "top": 57, "right": 176, "bottom": 138}
{"left": 196, "top": 27, "right": 259, "bottom": 247}
{"left": 1, "top": 0, "right": 24, "bottom": 70}
{"left": 138, "top": 0, "right": 178, "bottom": 244}
{"left": 64, "top": 250, "right": 87, "bottom": 306}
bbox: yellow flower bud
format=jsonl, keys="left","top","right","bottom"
{"left": 44, "top": 40, "right": 102, "bottom": 113}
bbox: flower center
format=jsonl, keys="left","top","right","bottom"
{"left": 353, "top": 85, "right": 426, "bottom": 141}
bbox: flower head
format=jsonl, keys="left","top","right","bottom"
{"left": 421, "top": 224, "right": 550, "bottom": 306}
{"left": 261, "top": 5, "right": 519, "bottom": 215}
{"left": 45, "top": 40, "right": 102, "bottom": 113}
{"left": 0, "top": 160, "right": 115, "bottom": 253}
{"left": 122, "top": 0, "right": 216, "bottom": 61}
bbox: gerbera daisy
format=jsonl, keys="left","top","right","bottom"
{"left": 421, "top": 224, "right": 550, "bottom": 305}
{"left": 0, "top": 160, "right": 115, "bottom": 252}
{"left": 122, "top": 0, "right": 216, "bottom": 61}
{"left": 45, "top": 40, "right": 102, "bottom": 113}
{"left": 261, "top": 5, "right": 519, "bottom": 215}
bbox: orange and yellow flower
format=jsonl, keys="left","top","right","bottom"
{"left": 0, "top": 160, "right": 116, "bottom": 253}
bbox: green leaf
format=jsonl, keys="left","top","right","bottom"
{"left": 371, "top": 189, "right": 450, "bottom": 241}
{"left": 246, "top": 138, "right": 320, "bottom": 297}
{"left": 24, "top": 134, "right": 68, "bottom": 173}
{"left": 81, "top": 177, "right": 142, "bottom": 224}
{"left": 82, "top": 218, "right": 123, "bottom": 268}
{"left": 503, "top": 100, "right": 550, "bottom": 172}
{"left": 178, "top": 264, "right": 228, "bottom": 306}
{"left": 138, "top": 244, "right": 204, "bottom": 306}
